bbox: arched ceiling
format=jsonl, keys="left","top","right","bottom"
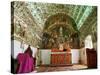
{"left": 13, "top": 1, "right": 95, "bottom": 29}
{"left": 26, "top": 2, "right": 94, "bottom": 29}
{"left": 12, "top": 1, "right": 97, "bottom": 47}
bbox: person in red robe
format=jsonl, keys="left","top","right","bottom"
{"left": 16, "top": 45, "right": 34, "bottom": 73}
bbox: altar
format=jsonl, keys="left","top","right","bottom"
{"left": 51, "top": 49, "right": 72, "bottom": 66}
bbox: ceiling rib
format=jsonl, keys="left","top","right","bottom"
{"left": 77, "top": 7, "right": 93, "bottom": 29}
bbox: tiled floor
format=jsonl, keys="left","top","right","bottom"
{"left": 36, "top": 64, "right": 87, "bottom": 72}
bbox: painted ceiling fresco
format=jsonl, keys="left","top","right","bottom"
{"left": 11, "top": 1, "right": 97, "bottom": 48}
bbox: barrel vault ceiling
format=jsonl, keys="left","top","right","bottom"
{"left": 11, "top": 1, "right": 97, "bottom": 47}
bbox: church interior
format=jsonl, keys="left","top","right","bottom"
{"left": 11, "top": 1, "right": 97, "bottom": 73}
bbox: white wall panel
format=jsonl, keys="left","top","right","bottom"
{"left": 71, "top": 49, "right": 79, "bottom": 64}
{"left": 40, "top": 49, "right": 51, "bottom": 65}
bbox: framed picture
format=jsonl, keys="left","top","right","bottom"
{"left": 11, "top": 1, "right": 97, "bottom": 74}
